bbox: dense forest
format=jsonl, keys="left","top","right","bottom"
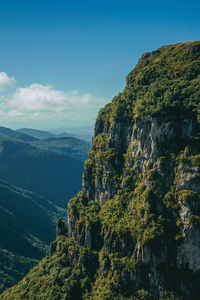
{"left": 1, "top": 41, "right": 200, "bottom": 299}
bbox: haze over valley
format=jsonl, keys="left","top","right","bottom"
{"left": 0, "top": 125, "right": 90, "bottom": 291}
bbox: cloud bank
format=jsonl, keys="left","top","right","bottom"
{"left": 0, "top": 72, "right": 108, "bottom": 125}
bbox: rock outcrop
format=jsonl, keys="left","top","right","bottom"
{"left": 1, "top": 41, "right": 200, "bottom": 300}
{"left": 56, "top": 218, "right": 66, "bottom": 236}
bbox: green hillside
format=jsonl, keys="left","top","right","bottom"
{"left": 97, "top": 41, "right": 200, "bottom": 123}
{"left": 31, "top": 136, "right": 90, "bottom": 162}
{"left": 0, "top": 181, "right": 65, "bottom": 292}
{"left": 0, "top": 134, "right": 83, "bottom": 207}
{"left": 1, "top": 41, "right": 200, "bottom": 300}
{"left": 0, "top": 126, "right": 37, "bottom": 142}
{"left": 0, "top": 249, "right": 38, "bottom": 295}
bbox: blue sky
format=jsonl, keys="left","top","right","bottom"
{"left": 0, "top": 0, "right": 199, "bottom": 130}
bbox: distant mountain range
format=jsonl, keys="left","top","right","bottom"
{"left": 0, "top": 133, "right": 84, "bottom": 208}
{"left": 0, "top": 125, "right": 91, "bottom": 292}
{"left": 17, "top": 126, "right": 93, "bottom": 141}
{"left": 17, "top": 128, "right": 55, "bottom": 139}
{"left": 17, "top": 128, "right": 91, "bottom": 162}
{"left": 0, "top": 126, "right": 37, "bottom": 142}
{"left": 2, "top": 41, "right": 200, "bottom": 300}
{"left": 31, "top": 136, "right": 90, "bottom": 162}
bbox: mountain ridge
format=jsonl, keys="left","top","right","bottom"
{"left": 17, "top": 127, "right": 93, "bottom": 142}
{"left": 31, "top": 136, "right": 91, "bottom": 162}
{"left": 0, "top": 126, "right": 37, "bottom": 142}
{"left": 0, "top": 133, "right": 83, "bottom": 207}
{"left": 17, "top": 128, "right": 55, "bottom": 139}
{"left": 1, "top": 41, "right": 200, "bottom": 299}
{"left": 0, "top": 126, "right": 88, "bottom": 292}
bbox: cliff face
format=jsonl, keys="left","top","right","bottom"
{"left": 1, "top": 41, "right": 200, "bottom": 300}
{"left": 68, "top": 116, "right": 200, "bottom": 299}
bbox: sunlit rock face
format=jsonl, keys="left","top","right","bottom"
{"left": 1, "top": 41, "right": 200, "bottom": 300}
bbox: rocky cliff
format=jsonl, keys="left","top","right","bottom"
{"left": 1, "top": 41, "right": 200, "bottom": 300}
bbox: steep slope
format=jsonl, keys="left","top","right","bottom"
{"left": 31, "top": 136, "right": 91, "bottom": 162}
{"left": 0, "top": 249, "right": 38, "bottom": 295}
{"left": 0, "top": 181, "right": 65, "bottom": 292}
{"left": 1, "top": 41, "right": 200, "bottom": 300}
{"left": 0, "top": 135, "right": 83, "bottom": 207}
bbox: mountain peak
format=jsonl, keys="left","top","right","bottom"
{"left": 1, "top": 41, "right": 200, "bottom": 300}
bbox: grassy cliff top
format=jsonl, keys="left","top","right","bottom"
{"left": 97, "top": 41, "right": 200, "bottom": 123}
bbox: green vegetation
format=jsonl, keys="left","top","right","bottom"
{"left": 0, "top": 126, "right": 37, "bottom": 142}
{"left": 97, "top": 41, "right": 200, "bottom": 124}
{"left": 1, "top": 236, "right": 99, "bottom": 300}
{"left": 0, "top": 181, "right": 65, "bottom": 292}
{"left": 0, "top": 249, "right": 38, "bottom": 294}
{"left": 1, "top": 41, "right": 200, "bottom": 299}
{"left": 0, "top": 127, "right": 87, "bottom": 293}
{"left": 0, "top": 133, "right": 83, "bottom": 207}
{"left": 32, "top": 136, "right": 90, "bottom": 162}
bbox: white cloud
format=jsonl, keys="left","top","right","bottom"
{"left": 0, "top": 72, "right": 16, "bottom": 92}
{"left": 11, "top": 84, "right": 66, "bottom": 111}
{"left": 0, "top": 82, "right": 108, "bottom": 123}
{"left": 10, "top": 84, "right": 106, "bottom": 113}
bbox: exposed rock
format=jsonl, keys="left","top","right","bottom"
{"left": 56, "top": 218, "right": 66, "bottom": 236}
{"left": 2, "top": 41, "right": 200, "bottom": 300}
{"left": 50, "top": 240, "right": 57, "bottom": 256}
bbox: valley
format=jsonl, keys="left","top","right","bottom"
{"left": 0, "top": 126, "right": 90, "bottom": 292}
